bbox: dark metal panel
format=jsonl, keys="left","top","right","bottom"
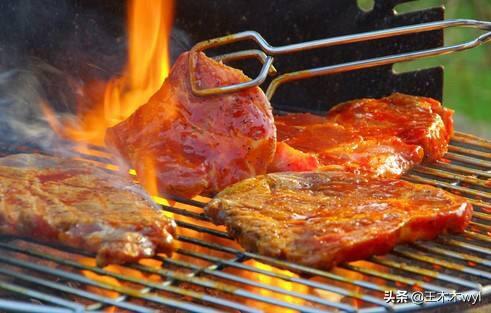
{"left": 0, "top": 0, "right": 444, "bottom": 114}
{"left": 174, "top": 0, "right": 444, "bottom": 113}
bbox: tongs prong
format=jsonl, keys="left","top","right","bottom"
{"left": 189, "top": 19, "right": 491, "bottom": 100}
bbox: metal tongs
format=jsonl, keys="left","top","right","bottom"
{"left": 188, "top": 19, "right": 491, "bottom": 100}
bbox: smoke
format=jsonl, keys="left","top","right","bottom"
{"left": 0, "top": 1, "right": 191, "bottom": 159}
{"left": 0, "top": 0, "right": 125, "bottom": 157}
{"left": 0, "top": 59, "right": 66, "bottom": 152}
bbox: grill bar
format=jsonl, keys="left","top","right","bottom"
{"left": 0, "top": 243, "right": 262, "bottom": 313}
{"left": 340, "top": 264, "right": 455, "bottom": 293}
{"left": 0, "top": 299, "right": 83, "bottom": 313}
{"left": 160, "top": 256, "right": 357, "bottom": 312}
{"left": 403, "top": 174, "right": 491, "bottom": 200}
{"left": 173, "top": 248, "right": 383, "bottom": 310}
{"left": 449, "top": 145, "right": 491, "bottom": 159}
{"left": 0, "top": 256, "right": 153, "bottom": 313}
{"left": 129, "top": 259, "right": 334, "bottom": 313}
{"left": 454, "top": 131, "right": 491, "bottom": 149}
{"left": 433, "top": 161, "right": 491, "bottom": 179}
{"left": 412, "top": 166, "right": 490, "bottom": 187}
{"left": 369, "top": 256, "right": 482, "bottom": 290}
{"left": 473, "top": 212, "right": 491, "bottom": 222}
{"left": 0, "top": 134, "right": 490, "bottom": 312}
{"left": 176, "top": 234, "right": 398, "bottom": 297}
{"left": 464, "top": 231, "right": 491, "bottom": 243}
{"left": 440, "top": 237, "right": 491, "bottom": 255}
{"left": 469, "top": 221, "right": 491, "bottom": 232}
{"left": 393, "top": 247, "right": 491, "bottom": 280}
{"left": 0, "top": 280, "right": 85, "bottom": 313}
{"left": 412, "top": 242, "right": 491, "bottom": 266}
{"left": 0, "top": 255, "right": 226, "bottom": 313}
{"left": 445, "top": 152, "right": 491, "bottom": 168}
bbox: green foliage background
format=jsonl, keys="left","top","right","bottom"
{"left": 359, "top": 0, "right": 491, "bottom": 135}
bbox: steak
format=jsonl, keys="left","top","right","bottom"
{"left": 0, "top": 154, "right": 176, "bottom": 267}
{"left": 106, "top": 51, "right": 276, "bottom": 198}
{"left": 205, "top": 171, "right": 472, "bottom": 269}
{"left": 272, "top": 113, "right": 424, "bottom": 177}
{"left": 326, "top": 93, "right": 454, "bottom": 161}
{"left": 270, "top": 93, "right": 452, "bottom": 176}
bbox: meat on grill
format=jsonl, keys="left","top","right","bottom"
{"left": 326, "top": 93, "right": 454, "bottom": 161}
{"left": 272, "top": 113, "right": 424, "bottom": 177}
{"left": 271, "top": 93, "right": 452, "bottom": 176}
{"left": 205, "top": 171, "right": 472, "bottom": 270}
{"left": 0, "top": 154, "right": 176, "bottom": 267}
{"left": 105, "top": 51, "right": 276, "bottom": 198}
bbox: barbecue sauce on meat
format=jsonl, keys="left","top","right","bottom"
{"left": 106, "top": 52, "right": 276, "bottom": 198}
{"left": 0, "top": 154, "right": 176, "bottom": 267}
{"left": 272, "top": 112, "right": 424, "bottom": 177}
{"left": 271, "top": 93, "right": 453, "bottom": 176}
{"left": 206, "top": 171, "right": 472, "bottom": 270}
{"left": 326, "top": 93, "right": 454, "bottom": 161}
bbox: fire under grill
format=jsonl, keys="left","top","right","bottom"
{"left": 0, "top": 131, "right": 490, "bottom": 313}
{"left": 0, "top": 1, "right": 490, "bottom": 312}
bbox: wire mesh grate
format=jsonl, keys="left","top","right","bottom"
{"left": 0, "top": 131, "right": 490, "bottom": 312}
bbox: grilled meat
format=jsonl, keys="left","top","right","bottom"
{"left": 272, "top": 113, "right": 424, "bottom": 177}
{"left": 106, "top": 51, "right": 276, "bottom": 198}
{"left": 326, "top": 93, "right": 454, "bottom": 161}
{"left": 206, "top": 171, "right": 472, "bottom": 270}
{"left": 0, "top": 154, "right": 176, "bottom": 267}
{"left": 271, "top": 93, "right": 452, "bottom": 176}
{"left": 267, "top": 142, "right": 320, "bottom": 172}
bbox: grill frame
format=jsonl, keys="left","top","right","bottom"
{"left": 0, "top": 131, "right": 490, "bottom": 313}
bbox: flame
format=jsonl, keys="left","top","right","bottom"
{"left": 67, "top": 1, "right": 174, "bottom": 307}
{"left": 42, "top": 0, "right": 174, "bottom": 203}
{"left": 79, "top": 258, "right": 121, "bottom": 299}
{"left": 140, "top": 153, "right": 160, "bottom": 197}
{"left": 241, "top": 261, "right": 310, "bottom": 311}
{"left": 78, "top": 257, "right": 163, "bottom": 313}
{"left": 37, "top": 1, "right": 382, "bottom": 311}
{"left": 61, "top": 0, "right": 174, "bottom": 145}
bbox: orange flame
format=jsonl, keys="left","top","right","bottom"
{"left": 62, "top": 1, "right": 175, "bottom": 307}
{"left": 42, "top": 0, "right": 175, "bottom": 201}
{"left": 242, "top": 261, "right": 310, "bottom": 311}
{"left": 63, "top": 0, "right": 174, "bottom": 145}
{"left": 41, "top": 2, "right": 326, "bottom": 311}
{"left": 78, "top": 257, "right": 164, "bottom": 313}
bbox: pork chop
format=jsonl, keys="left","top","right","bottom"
{"left": 326, "top": 93, "right": 454, "bottom": 161}
{"left": 106, "top": 51, "right": 276, "bottom": 198}
{"left": 272, "top": 113, "right": 424, "bottom": 177}
{"left": 0, "top": 154, "right": 176, "bottom": 267}
{"left": 205, "top": 171, "right": 472, "bottom": 269}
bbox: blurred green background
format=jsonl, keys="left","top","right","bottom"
{"left": 359, "top": 0, "right": 491, "bottom": 138}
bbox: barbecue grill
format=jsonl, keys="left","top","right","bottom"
{"left": 1, "top": 134, "right": 490, "bottom": 313}
{"left": 0, "top": 0, "right": 490, "bottom": 312}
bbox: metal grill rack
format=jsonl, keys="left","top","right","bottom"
{"left": 0, "top": 131, "right": 490, "bottom": 313}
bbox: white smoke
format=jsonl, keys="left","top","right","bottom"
{"left": 0, "top": 57, "right": 97, "bottom": 162}
{"left": 0, "top": 65, "right": 57, "bottom": 150}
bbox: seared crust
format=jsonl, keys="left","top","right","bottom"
{"left": 273, "top": 113, "right": 424, "bottom": 177}
{"left": 0, "top": 154, "right": 176, "bottom": 267}
{"left": 270, "top": 93, "right": 452, "bottom": 177}
{"left": 326, "top": 93, "right": 454, "bottom": 161}
{"left": 205, "top": 172, "right": 472, "bottom": 270}
{"left": 106, "top": 51, "right": 276, "bottom": 198}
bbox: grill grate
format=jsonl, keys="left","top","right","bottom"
{"left": 0, "top": 131, "right": 490, "bottom": 313}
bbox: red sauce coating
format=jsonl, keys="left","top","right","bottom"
{"left": 106, "top": 52, "right": 276, "bottom": 197}
{"left": 206, "top": 171, "right": 473, "bottom": 270}
{"left": 270, "top": 93, "right": 452, "bottom": 177}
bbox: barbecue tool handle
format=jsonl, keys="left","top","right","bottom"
{"left": 188, "top": 19, "right": 491, "bottom": 100}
